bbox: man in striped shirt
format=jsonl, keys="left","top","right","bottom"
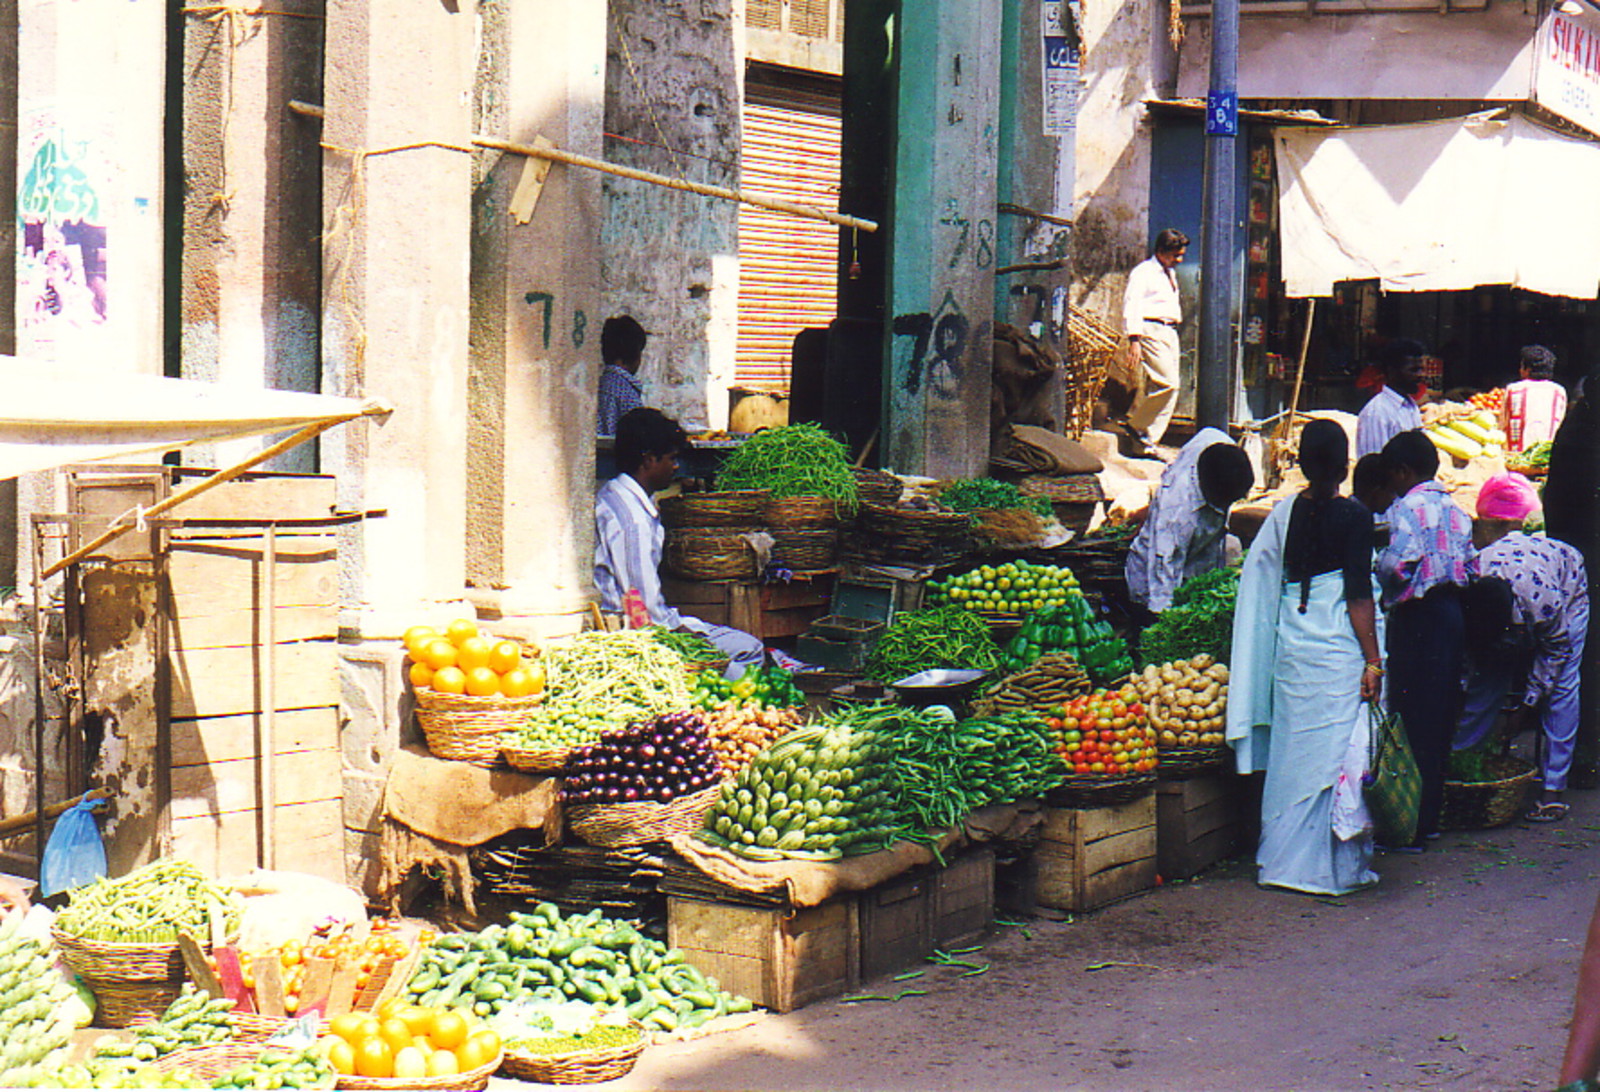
{"left": 594, "top": 408, "right": 763, "bottom": 678}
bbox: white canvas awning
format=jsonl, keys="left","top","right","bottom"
{"left": 0, "top": 358, "right": 389, "bottom": 480}
{"left": 1275, "top": 111, "right": 1600, "bottom": 299}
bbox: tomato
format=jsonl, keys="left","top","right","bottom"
{"left": 428, "top": 1011, "right": 470, "bottom": 1052}
{"left": 325, "top": 1038, "right": 355, "bottom": 1076}
{"left": 393, "top": 1046, "right": 429, "bottom": 1080}
{"left": 1075, "top": 763, "right": 1090, "bottom": 774}
{"left": 1090, "top": 761, "right": 1105, "bottom": 773}
{"left": 426, "top": 1050, "right": 461, "bottom": 1077}
{"left": 354, "top": 1038, "right": 394, "bottom": 1079}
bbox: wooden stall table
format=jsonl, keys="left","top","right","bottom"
{"left": 663, "top": 572, "right": 836, "bottom": 640}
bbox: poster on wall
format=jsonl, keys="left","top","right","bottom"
{"left": 1533, "top": 9, "right": 1600, "bottom": 138}
{"left": 1041, "top": 1, "right": 1079, "bottom": 137}
{"left": 17, "top": 112, "right": 112, "bottom": 354}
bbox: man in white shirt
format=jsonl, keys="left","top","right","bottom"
{"left": 1355, "top": 338, "right": 1425, "bottom": 458}
{"left": 1121, "top": 228, "right": 1189, "bottom": 453}
{"left": 1126, "top": 428, "right": 1255, "bottom": 614}
{"left": 594, "top": 408, "right": 764, "bottom": 678}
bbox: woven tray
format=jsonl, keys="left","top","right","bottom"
{"left": 1155, "top": 745, "right": 1231, "bottom": 779}
{"left": 857, "top": 501, "right": 972, "bottom": 542}
{"left": 1019, "top": 474, "right": 1106, "bottom": 506}
{"left": 335, "top": 1052, "right": 501, "bottom": 1091}
{"left": 567, "top": 785, "right": 724, "bottom": 848}
{"left": 765, "top": 495, "right": 847, "bottom": 529}
{"left": 851, "top": 467, "right": 901, "bottom": 507}
{"left": 89, "top": 977, "right": 186, "bottom": 1028}
{"left": 664, "top": 528, "right": 759, "bottom": 581}
{"left": 154, "top": 1041, "right": 279, "bottom": 1082}
{"left": 659, "top": 490, "right": 769, "bottom": 529}
{"left": 500, "top": 742, "right": 571, "bottom": 773}
{"left": 1441, "top": 754, "right": 1538, "bottom": 831}
{"left": 415, "top": 688, "right": 545, "bottom": 767}
{"left": 499, "top": 1038, "right": 646, "bottom": 1085}
{"left": 1044, "top": 773, "right": 1157, "bottom": 808}
{"left": 131, "top": 1010, "right": 289, "bottom": 1046}
{"left": 53, "top": 928, "right": 187, "bottom": 981}
{"left": 769, "top": 527, "right": 839, "bottom": 572}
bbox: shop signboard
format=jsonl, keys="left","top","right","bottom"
{"left": 1533, "top": 7, "right": 1600, "bottom": 138}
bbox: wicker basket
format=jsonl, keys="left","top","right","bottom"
{"left": 1018, "top": 474, "right": 1106, "bottom": 506}
{"left": 336, "top": 1052, "right": 501, "bottom": 1091}
{"left": 415, "top": 688, "right": 545, "bottom": 767}
{"left": 500, "top": 742, "right": 571, "bottom": 773}
{"left": 1441, "top": 754, "right": 1538, "bottom": 831}
{"left": 659, "top": 490, "right": 769, "bottom": 529}
{"left": 1155, "top": 745, "right": 1231, "bottom": 779}
{"left": 1045, "top": 773, "right": 1156, "bottom": 808}
{"left": 566, "top": 784, "right": 724, "bottom": 848}
{"left": 856, "top": 501, "right": 972, "bottom": 542}
{"left": 89, "top": 977, "right": 187, "bottom": 1027}
{"left": 664, "top": 528, "right": 759, "bottom": 581}
{"left": 851, "top": 467, "right": 901, "bottom": 507}
{"left": 53, "top": 929, "right": 188, "bottom": 981}
{"left": 499, "top": 1038, "right": 646, "bottom": 1085}
{"left": 1063, "top": 306, "right": 1120, "bottom": 439}
{"left": 132, "top": 1010, "right": 289, "bottom": 1046}
{"left": 769, "top": 527, "right": 839, "bottom": 572}
{"left": 682, "top": 656, "right": 730, "bottom": 677}
{"left": 154, "top": 1042, "right": 281, "bottom": 1083}
{"left": 764, "top": 495, "right": 846, "bottom": 529}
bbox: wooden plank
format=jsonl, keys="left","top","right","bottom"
{"left": 668, "top": 896, "right": 859, "bottom": 1013}
{"left": 858, "top": 873, "right": 931, "bottom": 981}
{"left": 167, "top": 538, "right": 337, "bottom": 635}
{"left": 165, "top": 475, "right": 336, "bottom": 522}
{"left": 169, "top": 641, "right": 338, "bottom": 718}
{"left": 661, "top": 579, "right": 732, "bottom": 609}
{"left": 179, "top": 934, "right": 224, "bottom": 998}
{"left": 1156, "top": 774, "right": 1248, "bottom": 880}
{"left": 171, "top": 707, "right": 339, "bottom": 767}
{"left": 932, "top": 850, "right": 995, "bottom": 946}
{"left": 1035, "top": 797, "right": 1158, "bottom": 912}
{"left": 171, "top": 749, "right": 342, "bottom": 819}
{"left": 170, "top": 605, "right": 337, "bottom": 652}
{"left": 171, "top": 799, "right": 344, "bottom": 881}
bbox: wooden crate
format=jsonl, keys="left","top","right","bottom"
{"left": 663, "top": 574, "right": 835, "bottom": 639}
{"left": 1033, "top": 794, "right": 1157, "bottom": 912}
{"left": 668, "top": 895, "right": 859, "bottom": 1013}
{"left": 1157, "top": 774, "right": 1250, "bottom": 880}
{"left": 933, "top": 848, "right": 995, "bottom": 945}
{"left": 859, "top": 872, "right": 932, "bottom": 981}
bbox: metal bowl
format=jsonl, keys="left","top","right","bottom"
{"left": 889, "top": 668, "right": 989, "bottom": 709}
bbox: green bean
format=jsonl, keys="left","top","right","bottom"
{"left": 715, "top": 424, "right": 859, "bottom": 509}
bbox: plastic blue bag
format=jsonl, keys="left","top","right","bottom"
{"left": 40, "top": 797, "right": 107, "bottom": 897}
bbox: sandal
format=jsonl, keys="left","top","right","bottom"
{"left": 1525, "top": 801, "right": 1570, "bottom": 823}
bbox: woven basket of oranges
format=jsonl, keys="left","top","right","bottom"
{"left": 321, "top": 1000, "right": 503, "bottom": 1090}
{"left": 402, "top": 619, "right": 548, "bottom": 767}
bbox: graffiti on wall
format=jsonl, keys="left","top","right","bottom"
{"left": 19, "top": 116, "right": 111, "bottom": 341}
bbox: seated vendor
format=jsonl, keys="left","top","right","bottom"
{"left": 1125, "top": 428, "right": 1255, "bottom": 614}
{"left": 595, "top": 407, "right": 764, "bottom": 679}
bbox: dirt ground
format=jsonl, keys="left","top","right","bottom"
{"left": 494, "top": 779, "right": 1600, "bottom": 1092}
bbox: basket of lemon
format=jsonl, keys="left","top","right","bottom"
{"left": 321, "top": 1003, "right": 503, "bottom": 1090}
{"left": 403, "top": 620, "right": 547, "bottom": 768}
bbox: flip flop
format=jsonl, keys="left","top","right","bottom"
{"left": 1525, "top": 801, "right": 1570, "bottom": 823}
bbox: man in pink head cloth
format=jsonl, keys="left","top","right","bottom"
{"left": 1458, "top": 472, "right": 1588, "bottom": 821}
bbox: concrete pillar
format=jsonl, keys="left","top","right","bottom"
{"left": 882, "top": 0, "right": 1004, "bottom": 478}
{"left": 320, "top": 0, "right": 476, "bottom": 638}
{"left": 180, "top": 4, "right": 324, "bottom": 472}
{"left": 464, "top": 0, "right": 604, "bottom": 637}
{"left": 601, "top": 0, "right": 741, "bottom": 431}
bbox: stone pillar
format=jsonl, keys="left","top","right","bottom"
{"left": 320, "top": 0, "right": 476, "bottom": 638}
{"left": 882, "top": 0, "right": 1004, "bottom": 478}
{"left": 180, "top": 3, "right": 324, "bottom": 472}
{"left": 601, "top": 0, "right": 741, "bottom": 431}
{"left": 464, "top": 0, "right": 605, "bottom": 636}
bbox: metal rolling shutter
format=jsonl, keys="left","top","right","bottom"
{"left": 736, "top": 101, "right": 841, "bottom": 392}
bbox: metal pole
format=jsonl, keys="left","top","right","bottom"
{"left": 1197, "top": 0, "right": 1240, "bottom": 430}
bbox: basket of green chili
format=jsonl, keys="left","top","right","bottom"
{"left": 715, "top": 424, "right": 859, "bottom": 521}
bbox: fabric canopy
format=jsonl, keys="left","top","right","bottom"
{"left": 0, "top": 358, "right": 389, "bottom": 480}
{"left": 1275, "top": 112, "right": 1600, "bottom": 299}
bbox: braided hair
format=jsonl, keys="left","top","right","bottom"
{"left": 1290, "top": 419, "right": 1349, "bottom": 613}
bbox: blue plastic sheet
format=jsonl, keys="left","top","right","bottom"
{"left": 40, "top": 797, "right": 107, "bottom": 897}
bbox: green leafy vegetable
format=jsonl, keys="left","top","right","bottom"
{"left": 937, "top": 478, "right": 1053, "bottom": 520}
{"left": 1139, "top": 567, "right": 1240, "bottom": 667}
{"left": 715, "top": 424, "right": 859, "bottom": 509}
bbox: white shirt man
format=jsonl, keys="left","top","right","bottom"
{"left": 1121, "top": 229, "right": 1188, "bottom": 449}
{"left": 1355, "top": 341, "right": 1425, "bottom": 458}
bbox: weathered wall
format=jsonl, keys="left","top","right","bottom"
{"left": 601, "top": 0, "right": 742, "bottom": 430}
{"left": 180, "top": 2, "right": 324, "bottom": 473}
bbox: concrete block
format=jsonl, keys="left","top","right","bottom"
{"left": 342, "top": 769, "right": 388, "bottom": 835}
{"left": 345, "top": 827, "right": 383, "bottom": 900}
{"left": 339, "top": 643, "right": 411, "bottom": 773}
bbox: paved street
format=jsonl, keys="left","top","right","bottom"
{"left": 538, "top": 776, "right": 1600, "bottom": 1092}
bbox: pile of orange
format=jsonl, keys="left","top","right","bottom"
{"left": 403, "top": 618, "right": 546, "bottom": 699}
{"left": 322, "top": 999, "right": 502, "bottom": 1079}
{"left": 241, "top": 923, "right": 426, "bottom": 1015}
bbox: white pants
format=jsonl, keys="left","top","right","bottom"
{"left": 1127, "top": 326, "right": 1181, "bottom": 445}
{"left": 701, "top": 623, "right": 765, "bottom": 680}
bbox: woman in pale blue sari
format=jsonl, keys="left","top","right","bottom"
{"left": 1228, "top": 420, "right": 1384, "bottom": 895}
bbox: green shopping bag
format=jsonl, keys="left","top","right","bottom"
{"left": 1364, "top": 702, "right": 1421, "bottom": 847}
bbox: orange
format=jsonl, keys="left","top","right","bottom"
{"left": 397, "top": 1005, "right": 433, "bottom": 1037}
{"left": 487, "top": 640, "right": 523, "bottom": 675}
{"left": 445, "top": 618, "right": 479, "bottom": 646}
{"left": 354, "top": 1037, "right": 393, "bottom": 1079}
{"left": 324, "top": 1038, "right": 356, "bottom": 1076}
{"left": 421, "top": 639, "right": 459, "bottom": 671}
{"left": 431, "top": 666, "right": 467, "bottom": 694}
{"left": 464, "top": 665, "right": 501, "bottom": 698}
{"left": 454, "top": 1036, "right": 491, "bottom": 1072}
{"left": 328, "top": 1012, "right": 371, "bottom": 1045}
{"left": 468, "top": 1028, "right": 502, "bottom": 1057}
{"left": 427, "top": 1010, "right": 470, "bottom": 1052}
{"left": 525, "top": 662, "right": 547, "bottom": 694}
{"left": 425, "top": 1050, "right": 460, "bottom": 1077}
{"left": 408, "top": 661, "right": 435, "bottom": 688}
{"left": 379, "top": 1017, "right": 414, "bottom": 1055}
{"left": 392, "top": 1046, "right": 429, "bottom": 1080}
{"left": 402, "top": 625, "right": 438, "bottom": 655}
{"left": 456, "top": 636, "right": 495, "bottom": 673}
{"left": 498, "top": 667, "right": 537, "bottom": 698}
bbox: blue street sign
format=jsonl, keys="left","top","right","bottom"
{"left": 1206, "top": 90, "right": 1238, "bottom": 136}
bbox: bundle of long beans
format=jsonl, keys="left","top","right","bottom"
{"left": 715, "top": 424, "right": 859, "bottom": 509}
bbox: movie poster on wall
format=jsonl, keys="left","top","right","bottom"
{"left": 17, "top": 111, "right": 113, "bottom": 355}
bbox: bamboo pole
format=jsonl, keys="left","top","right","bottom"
{"left": 42, "top": 406, "right": 385, "bottom": 579}
{"left": 0, "top": 788, "right": 110, "bottom": 840}
{"left": 471, "top": 136, "right": 880, "bottom": 234}
{"left": 1275, "top": 298, "right": 1318, "bottom": 445}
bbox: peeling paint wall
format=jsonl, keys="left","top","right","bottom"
{"left": 602, "top": 0, "right": 741, "bottom": 430}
